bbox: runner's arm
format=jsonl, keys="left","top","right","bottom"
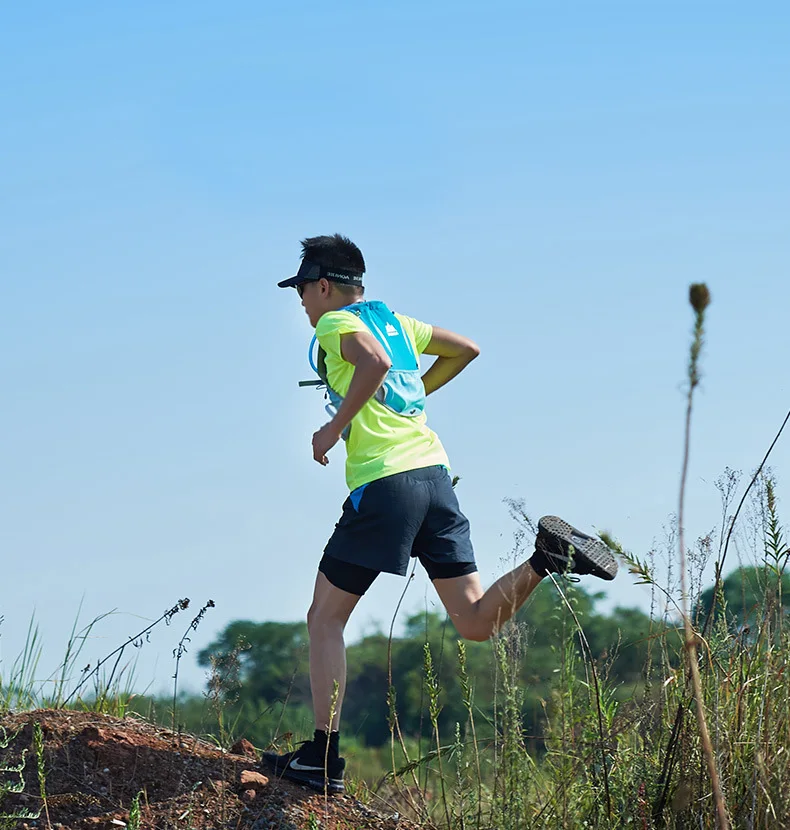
{"left": 311, "top": 330, "right": 391, "bottom": 465}
{"left": 335, "top": 330, "right": 392, "bottom": 429}
{"left": 421, "top": 326, "right": 480, "bottom": 395}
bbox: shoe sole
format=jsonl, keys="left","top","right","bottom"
{"left": 537, "top": 516, "right": 618, "bottom": 581}
{"left": 261, "top": 755, "right": 345, "bottom": 794}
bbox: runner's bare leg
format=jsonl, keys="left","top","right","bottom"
{"left": 432, "top": 562, "right": 544, "bottom": 641}
{"left": 307, "top": 572, "right": 361, "bottom": 731}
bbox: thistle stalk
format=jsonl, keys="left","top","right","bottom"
{"left": 678, "top": 283, "right": 729, "bottom": 829}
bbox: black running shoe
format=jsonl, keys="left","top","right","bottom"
{"left": 535, "top": 516, "right": 618, "bottom": 581}
{"left": 261, "top": 740, "right": 345, "bottom": 793}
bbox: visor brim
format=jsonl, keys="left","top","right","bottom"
{"left": 277, "top": 275, "right": 304, "bottom": 288}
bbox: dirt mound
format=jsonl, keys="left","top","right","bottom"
{"left": 0, "top": 710, "right": 418, "bottom": 829}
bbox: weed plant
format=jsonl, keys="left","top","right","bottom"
{"left": 2, "top": 286, "right": 790, "bottom": 829}
{"left": 355, "top": 285, "right": 790, "bottom": 829}
{"left": 0, "top": 725, "right": 40, "bottom": 826}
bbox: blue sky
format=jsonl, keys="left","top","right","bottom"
{"left": 2, "top": 2, "right": 788, "bottom": 696}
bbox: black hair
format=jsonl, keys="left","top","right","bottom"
{"left": 332, "top": 281, "right": 365, "bottom": 298}
{"left": 300, "top": 234, "right": 365, "bottom": 274}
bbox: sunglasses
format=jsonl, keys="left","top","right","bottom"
{"left": 296, "top": 282, "right": 312, "bottom": 298}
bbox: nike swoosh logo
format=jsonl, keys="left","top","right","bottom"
{"left": 289, "top": 759, "right": 325, "bottom": 772}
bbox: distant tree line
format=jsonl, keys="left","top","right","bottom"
{"left": 139, "top": 567, "right": 788, "bottom": 752}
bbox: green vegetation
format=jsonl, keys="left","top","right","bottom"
{"left": 127, "top": 790, "right": 143, "bottom": 830}
{"left": 2, "top": 285, "right": 790, "bottom": 827}
{"left": 0, "top": 725, "right": 40, "bottom": 826}
{"left": 32, "top": 721, "right": 49, "bottom": 828}
{"left": 149, "top": 581, "right": 660, "bottom": 759}
{"left": 128, "top": 544, "right": 786, "bottom": 829}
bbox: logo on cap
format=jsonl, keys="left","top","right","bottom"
{"left": 327, "top": 271, "right": 362, "bottom": 283}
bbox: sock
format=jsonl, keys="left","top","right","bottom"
{"left": 528, "top": 546, "right": 551, "bottom": 577}
{"left": 313, "top": 729, "right": 340, "bottom": 758}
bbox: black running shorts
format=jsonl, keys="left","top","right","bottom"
{"left": 320, "top": 465, "right": 478, "bottom": 596}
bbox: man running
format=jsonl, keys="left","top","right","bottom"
{"left": 264, "top": 233, "right": 617, "bottom": 792}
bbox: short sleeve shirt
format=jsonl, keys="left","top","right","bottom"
{"left": 314, "top": 307, "right": 450, "bottom": 491}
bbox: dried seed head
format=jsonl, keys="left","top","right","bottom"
{"left": 689, "top": 283, "right": 711, "bottom": 313}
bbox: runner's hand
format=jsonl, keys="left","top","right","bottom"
{"left": 312, "top": 422, "right": 342, "bottom": 466}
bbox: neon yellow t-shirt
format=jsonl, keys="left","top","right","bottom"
{"left": 314, "top": 308, "right": 450, "bottom": 491}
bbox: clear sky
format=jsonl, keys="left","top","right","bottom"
{"left": 2, "top": 2, "right": 788, "bottom": 697}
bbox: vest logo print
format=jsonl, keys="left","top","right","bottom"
{"left": 385, "top": 323, "right": 398, "bottom": 337}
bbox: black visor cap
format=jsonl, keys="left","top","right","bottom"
{"left": 278, "top": 259, "right": 364, "bottom": 289}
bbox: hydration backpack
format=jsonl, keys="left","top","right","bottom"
{"left": 299, "top": 301, "right": 426, "bottom": 440}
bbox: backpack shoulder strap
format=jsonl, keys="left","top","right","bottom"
{"left": 344, "top": 301, "right": 419, "bottom": 369}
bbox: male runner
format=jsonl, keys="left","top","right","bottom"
{"left": 264, "top": 234, "right": 617, "bottom": 792}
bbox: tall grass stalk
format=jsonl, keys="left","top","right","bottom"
{"left": 64, "top": 598, "right": 190, "bottom": 706}
{"left": 457, "top": 640, "right": 482, "bottom": 829}
{"left": 0, "top": 617, "right": 42, "bottom": 712}
{"left": 385, "top": 559, "right": 424, "bottom": 820}
{"left": 423, "top": 642, "right": 451, "bottom": 830}
{"left": 51, "top": 603, "right": 113, "bottom": 707}
{"left": 32, "top": 722, "right": 50, "bottom": 830}
{"left": 678, "top": 283, "right": 728, "bottom": 828}
{"left": 451, "top": 721, "right": 467, "bottom": 830}
{"left": 702, "top": 407, "right": 790, "bottom": 639}
{"left": 324, "top": 679, "right": 340, "bottom": 808}
{"left": 172, "top": 599, "right": 215, "bottom": 734}
{"left": 546, "top": 573, "right": 613, "bottom": 822}
{"left": 491, "top": 630, "right": 528, "bottom": 830}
